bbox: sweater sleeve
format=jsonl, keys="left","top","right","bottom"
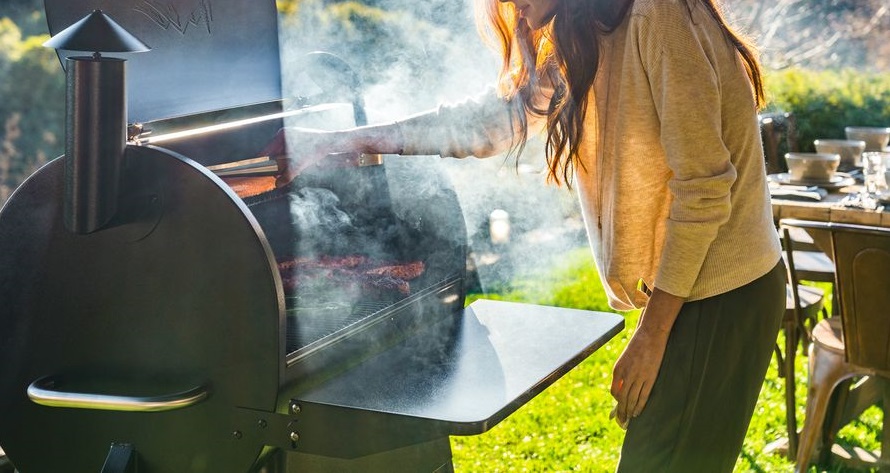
{"left": 635, "top": 7, "right": 739, "bottom": 298}
{"left": 397, "top": 87, "right": 519, "bottom": 158}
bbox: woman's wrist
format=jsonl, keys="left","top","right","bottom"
{"left": 636, "top": 287, "right": 684, "bottom": 339}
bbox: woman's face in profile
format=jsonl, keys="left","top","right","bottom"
{"left": 499, "top": 0, "right": 560, "bottom": 30}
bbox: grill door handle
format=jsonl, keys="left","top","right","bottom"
{"left": 27, "top": 376, "right": 209, "bottom": 412}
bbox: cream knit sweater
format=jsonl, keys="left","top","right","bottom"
{"left": 398, "top": 0, "right": 781, "bottom": 310}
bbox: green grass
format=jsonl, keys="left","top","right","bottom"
{"left": 451, "top": 247, "right": 883, "bottom": 472}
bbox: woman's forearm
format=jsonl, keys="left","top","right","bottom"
{"left": 328, "top": 121, "right": 406, "bottom": 155}
{"left": 324, "top": 108, "right": 446, "bottom": 156}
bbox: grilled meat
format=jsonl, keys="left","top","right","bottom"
{"left": 277, "top": 256, "right": 425, "bottom": 296}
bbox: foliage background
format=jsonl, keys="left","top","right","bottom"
{"left": 0, "top": 7, "right": 64, "bottom": 204}
{"left": 765, "top": 69, "right": 890, "bottom": 152}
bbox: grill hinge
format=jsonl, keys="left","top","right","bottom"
{"left": 127, "top": 123, "right": 152, "bottom": 144}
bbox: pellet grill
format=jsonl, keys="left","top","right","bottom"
{"left": 0, "top": 1, "right": 624, "bottom": 472}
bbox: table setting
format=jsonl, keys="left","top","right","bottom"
{"left": 768, "top": 151, "right": 855, "bottom": 201}
{"left": 769, "top": 126, "right": 890, "bottom": 227}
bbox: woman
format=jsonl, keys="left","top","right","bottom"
{"left": 265, "top": 0, "right": 786, "bottom": 470}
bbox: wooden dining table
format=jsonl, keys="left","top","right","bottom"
{"left": 771, "top": 180, "right": 890, "bottom": 259}
{"left": 771, "top": 184, "right": 890, "bottom": 229}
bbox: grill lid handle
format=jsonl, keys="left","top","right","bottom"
{"left": 27, "top": 376, "right": 209, "bottom": 412}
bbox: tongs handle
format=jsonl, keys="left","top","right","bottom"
{"left": 207, "top": 156, "right": 280, "bottom": 177}
{"left": 27, "top": 376, "right": 209, "bottom": 412}
{"left": 207, "top": 152, "right": 384, "bottom": 178}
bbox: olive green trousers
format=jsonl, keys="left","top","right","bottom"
{"left": 616, "top": 260, "right": 786, "bottom": 473}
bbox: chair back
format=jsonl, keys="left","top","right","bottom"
{"left": 780, "top": 220, "right": 831, "bottom": 327}
{"left": 829, "top": 222, "right": 890, "bottom": 372}
{"left": 780, "top": 219, "right": 890, "bottom": 372}
{"left": 759, "top": 112, "right": 799, "bottom": 175}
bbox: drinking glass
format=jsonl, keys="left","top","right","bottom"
{"left": 860, "top": 151, "right": 889, "bottom": 208}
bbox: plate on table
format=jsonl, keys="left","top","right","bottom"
{"left": 768, "top": 172, "right": 856, "bottom": 190}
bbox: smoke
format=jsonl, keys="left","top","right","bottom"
{"left": 289, "top": 187, "right": 353, "bottom": 236}
{"left": 276, "top": 0, "right": 588, "bottom": 295}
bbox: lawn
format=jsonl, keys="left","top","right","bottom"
{"left": 450, "top": 247, "right": 882, "bottom": 472}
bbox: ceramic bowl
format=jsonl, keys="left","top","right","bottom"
{"left": 813, "top": 139, "right": 866, "bottom": 169}
{"left": 785, "top": 152, "right": 840, "bottom": 182}
{"left": 845, "top": 126, "right": 890, "bottom": 152}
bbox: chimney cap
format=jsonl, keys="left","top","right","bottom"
{"left": 44, "top": 9, "right": 151, "bottom": 54}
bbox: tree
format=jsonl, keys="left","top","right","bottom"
{"left": 1, "top": 0, "right": 49, "bottom": 36}
{"left": 728, "top": 0, "right": 890, "bottom": 71}
{"left": 0, "top": 17, "right": 64, "bottom": 203}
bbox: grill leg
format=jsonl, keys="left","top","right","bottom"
{"left": 253, "top": 449, "right": 287, "bottom": 473}
{"left": 101, "top": 443, "right": 137, "bottom": 473}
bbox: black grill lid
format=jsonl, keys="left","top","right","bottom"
{"left": 45, "top": 0, "right": 282, "bottom": 124}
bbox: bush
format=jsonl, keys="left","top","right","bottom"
{"left": 0, "top": 17, "right": 64, "bottom": 203}
{"left": 764, "top": 68, "right": 890, "bottom": 152}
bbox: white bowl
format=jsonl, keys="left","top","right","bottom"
{"left": 785, "top": 152, "right": 840, "bottom": 182}
{"left": 845, "top": 126, "right": 890, "bottom": 152}
{"left": 813, "top": 139, "right": 866, "bottom": 169}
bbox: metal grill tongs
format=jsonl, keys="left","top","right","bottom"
{"left": 206, "top": 156, "right": 281, "bottom": 177}
{"left": 207, "top": 152, "right": 383, "bottom": 178}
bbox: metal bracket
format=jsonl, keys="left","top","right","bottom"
{"left": 289, "top": 400, "right": 447, "bottom": 459}
{"left": 231, "top": 404, "right": 301, "bottom": 452}
{"left": 232, "top": 400, "right": 447, "bottom": 460}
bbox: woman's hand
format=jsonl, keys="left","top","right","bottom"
{"left": 610, "top": 288, "right": 683, "bottom": 427}
{"left": 260, "top": 127, "right": 337, "bottom": 187}
{"left": 610, "top": 324, "right": 669, "bottom": 427}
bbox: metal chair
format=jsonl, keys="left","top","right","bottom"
{"left": 780, "top": 220, "right": 890, "bottom": 472}
{"left": 760, "top": 111, "right": 799, "bottom": 175}
{"left": 776, "top": 223, "right": 830, "bottom": 460}
{"left": 762, "top": 111, "right": 837, "bottom": 309}
{"left": 779, "top": 226, "right": 837, "bottom": 314}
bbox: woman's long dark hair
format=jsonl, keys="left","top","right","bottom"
{"left": 477, "top": 0, "right": 765, "bottom": 187}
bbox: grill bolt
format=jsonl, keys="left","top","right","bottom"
{"left": 257, "top": 419, "right": 267, "bottom": 429}
{"left": 289, "top": 401, "right": 301, "bottom": 415}
{"left": 289, "top": 431, "right": 300, "bottom": 442}
{"left": 232, "top": 431, "right": 243, "bottom": 440}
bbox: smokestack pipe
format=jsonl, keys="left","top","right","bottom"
{"left": 63, "top": 55, "right": 127, "bottom": 234}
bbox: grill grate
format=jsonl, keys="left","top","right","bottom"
{"left": 285, "top": 299, "right": 392, "bottom": 353}
{"left": 283, "top": 271, "right": 463, "bottom": 359}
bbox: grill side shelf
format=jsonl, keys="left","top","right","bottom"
{"left": 285, "top": 299, "right": 624, "bottom": 458}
